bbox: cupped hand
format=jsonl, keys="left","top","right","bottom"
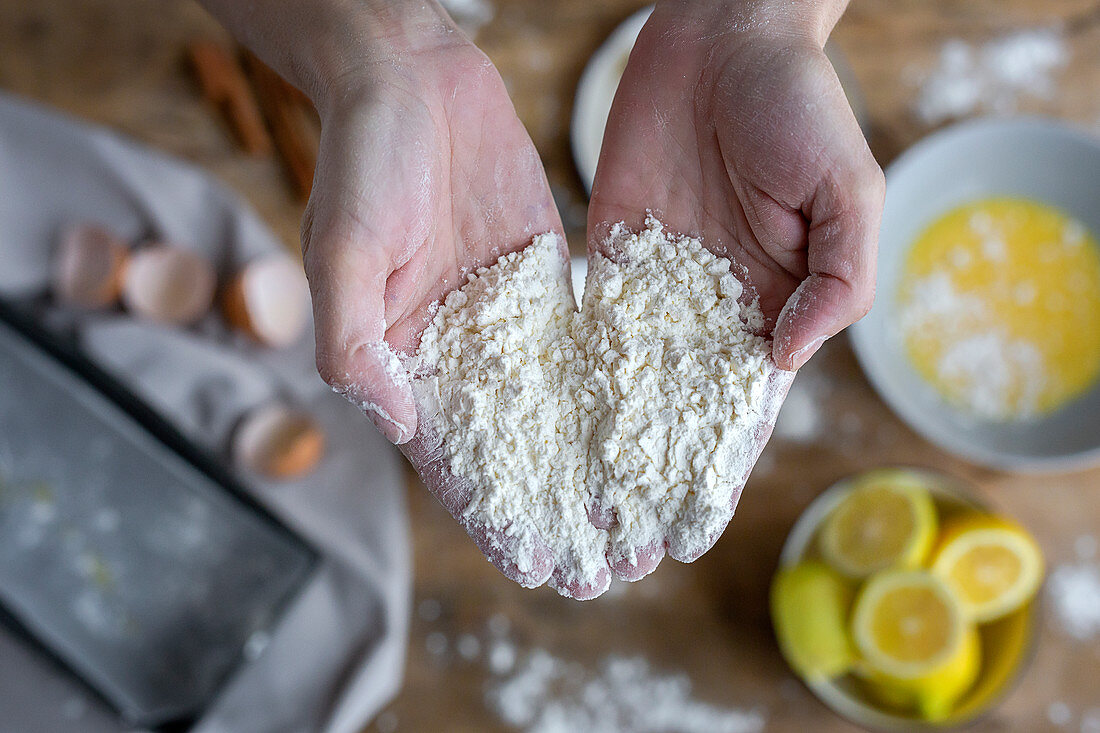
{"left": 586, "top": 0, "right": 884, "bottom": 579}
{"left": 590, "top": 1, "right": 883, "bottom": 357}
{"left": 301, "top": 15, "right": 599, "bottom": 594}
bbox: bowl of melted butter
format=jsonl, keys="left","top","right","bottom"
{"left": 851, "top": 117, "right": 1100, "bottom": 471}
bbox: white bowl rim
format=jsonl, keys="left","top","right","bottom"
{"left": 570, "top": 5, "right": 654, "bottom": 194}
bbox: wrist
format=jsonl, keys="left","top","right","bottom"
{"left": 652, "top": 0, "right": 848, "bottom": 47}
{"left": 300, "top": 1, "right": 460, "bottom": 113}
{"left": 201, "top": 0, "right": 462, "bottom": 116}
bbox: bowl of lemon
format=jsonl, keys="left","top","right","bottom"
{"left": 850, "top": 117, "right": 1100, "bottom": 471}
{"left": 771, "top": 468, "right": 1043, "bottom": 729}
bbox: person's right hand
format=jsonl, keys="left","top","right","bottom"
{"left": 582, "top": 0, "right": 881, "bottom": 585}
{"left": 294, "top": 5, "right": 599, "bottom": 594}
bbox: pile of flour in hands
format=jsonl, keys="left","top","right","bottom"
{"left": 413, "top": 217, "right": 784, "bottom": 597}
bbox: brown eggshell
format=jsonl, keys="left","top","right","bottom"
{"left": 221, "top": 255, "right": 310, "bottom": 347}
{"left": 232, "top": 403, "right": 325, "bottom": 480}
{"left": 121, "top": 244, "right": 217, "bottom": 326}
{"left": 52, "top": 224, "right": 129, "bottom": 308}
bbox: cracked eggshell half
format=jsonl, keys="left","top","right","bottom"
{"left": 232, "top": 403, "right": 326, "bottom": 480}
{"left": 121, "top": 244, "right": 217, "bottom": 326}
{"left": 222, "top": 255, "right": 311, "bottom": 347}
{"left": 52, "top": 223, "right": 130, "bottom": 308}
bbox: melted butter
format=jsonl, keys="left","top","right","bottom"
{"left": 898, "top": 198, "right": 1100, "bottom": 420}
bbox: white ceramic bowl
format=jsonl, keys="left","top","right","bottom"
{"left": 571, "top": 5, "right": 653, "bottom": 193}
{"left": 850, "top": 117, "right": 1100, "bottom": 472}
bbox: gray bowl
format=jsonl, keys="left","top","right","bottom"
{"left": 850, "top": 117, "right": 1100, "bottom": 472}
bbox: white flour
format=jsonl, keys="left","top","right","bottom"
{"left": 488, "top": 651, "right": 766, "bottom": 733}
{"left": 1048, "top": 534, "right": 1100, "bottom": 642}
{"left": 413, "top": 218, "right": 778, "bottom": 593}
{"left": 398, "top": 605, "right": 767, "bottom": 733}
{"left": 936, "top": 331, "right": 1044, "bottom": 420}
{"left": 913, "top": 29, "right": 1068, "bottom": 124}
{"left": 896, "top": 271, "right": 1045, "bottom": 420}
{"left": 1047, "top": 701, "right": 1072, "bottom": 727}
{"left": 773, "top": 371, "right": 825, "bottom": 443}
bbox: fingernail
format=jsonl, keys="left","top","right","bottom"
{"left": 790, "top": 335, "right": 827, "bottom": 371}
{"left": 362, "top": 401, "right": 411, "bottom": 444}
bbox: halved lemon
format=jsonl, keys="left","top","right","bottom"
{"left": 930, "top": 515, "right": 1044, "bottom": 623}
{"left": 851, "top": 570, "right": 980, "bottom": 722}
{"left": 820, "top": 470, "right": 938, "bottom": 578}
{"left": 770, "top": 561, "right": 855, "bottom": 680}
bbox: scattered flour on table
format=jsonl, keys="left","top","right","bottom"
{"left": 417, "top": 598, "right": 442, "bottom": 622}
{"left": 488, "top": 651, "right": 766, "bottom": 733}
{"left": 373, "top": 711, "right": 398, "bottom": 733}
{"left": 457, "top": 633, "right": 482, "bottom": 660}
{"left": 425, "top": 632, "right": 449, "bottom": 657}
{"left": 412, "top": 217, "right": 778, "bottom": 593}
{"left": 1048, "top": 534, "right": 1100, "bottom": 642}
{"left": 773, "top": 371, "right": 825, "bottom": 443}
{"left": 409, "top": 606, "right": 767, "bottom": 733}
{"left": 913, "top": 28, "right": 1069, "bottom": 125}
{"left": 1046, "top": 701, "right": 1072, "bottom": 728}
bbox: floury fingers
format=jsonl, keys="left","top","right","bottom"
{"left": 412, "top": 217, "right": 788, "bottom": 597}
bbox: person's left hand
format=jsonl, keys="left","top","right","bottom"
{"left": 586, "top": 0, "right": 884, "bottom": 579}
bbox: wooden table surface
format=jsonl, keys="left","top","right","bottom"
{"left": 3, "top": 1, "right": 1100, "bottom": 731}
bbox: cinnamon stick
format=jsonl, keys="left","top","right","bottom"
{"left": 187, "top": 40, "right": 272, "bottom": 156}
{"left": 241, "top": 51, "right": 317, "bottom": 202}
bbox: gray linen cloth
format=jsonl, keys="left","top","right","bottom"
{"left": 0, "top": 93, "right": 409, "bottom": 733}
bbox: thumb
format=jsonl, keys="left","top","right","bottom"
{"left": 304, "top": 218, "right": 417, "bottom": 444}
{"left": 773, "top": 158, "right": 884, "bottom": 370}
